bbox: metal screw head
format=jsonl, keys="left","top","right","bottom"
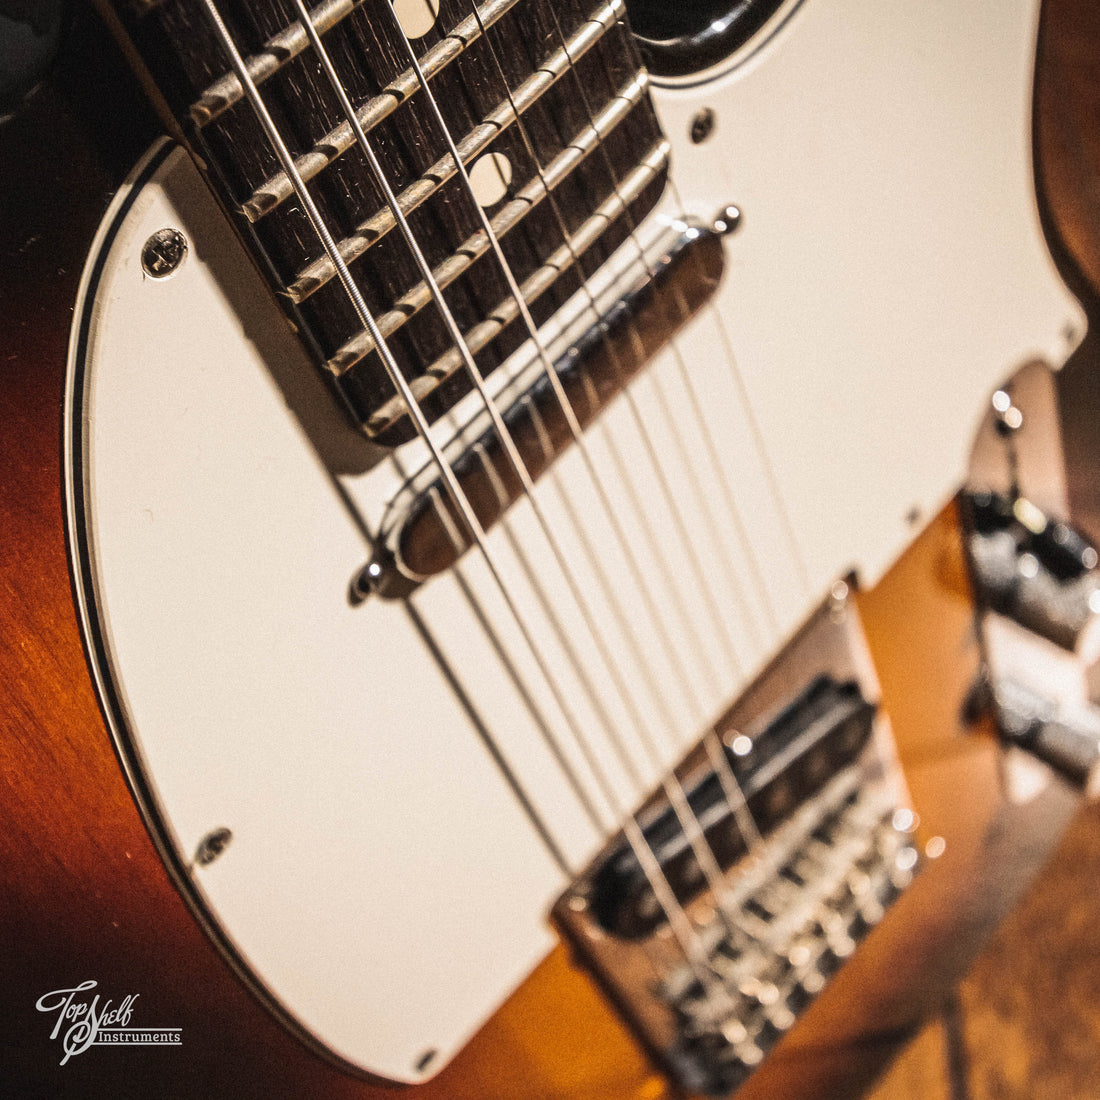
{"left": 991, "top": 388, "right": 1023, "bottom": 434}
{"left": 195, "top": 827, "right": 233, "bottom": 866}
{"left": 567, "top": 891, "right": 589, "bottom": 912}
{"left": 690, "top": 107, "right": 715, "bottom": 144}
{"left": 829, "top": 579, "right": 850, "bottom": 616}
{"left": 713, "top": 204, "right": 743, "bottom": 236}
{"left": 142, "top": 227, "right": 188, "bottom": 278}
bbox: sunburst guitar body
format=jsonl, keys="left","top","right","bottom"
{"left": 2, "top": 0, "right": 1098, "bottom": 1096}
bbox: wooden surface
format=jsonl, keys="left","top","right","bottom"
{"left": 2, "top": 1, "right": 1098, "bottom": 1097}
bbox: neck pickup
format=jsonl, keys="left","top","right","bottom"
{"left": 366, "top": 222, "right": 726, "bottom": 594}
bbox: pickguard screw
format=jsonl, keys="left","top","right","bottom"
{"left": 690, "top": 107, "right": 715, "bottom": 145}
{"left": 142, "top": 227, "right": 188, "bottom": 278}
{"left": 415, "top": 1048, "right": 438, "bottom": 1073}
{"left": 195, "top": 827, "right": 233, "bottom": 867}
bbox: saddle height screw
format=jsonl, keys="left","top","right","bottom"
{"left": 142, "top": 227, "right": 188, "bottom": 278}
{"left": 195, "top": 827, "right": 233, "bottom": 867}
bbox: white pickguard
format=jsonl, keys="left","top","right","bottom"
{"left": 66, "top": 0, "right": 1082, "bottom": 1084}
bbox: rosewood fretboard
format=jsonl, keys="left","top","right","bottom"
{"left": 119, "top": 0, "right": 668, "bottom": 442}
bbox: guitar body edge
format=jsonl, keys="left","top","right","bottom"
{"left": 0, "top": 3, "right": 1091, "bottom": 1097}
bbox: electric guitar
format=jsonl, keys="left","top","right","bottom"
{"left": 2, "top": 1, "right": 1097, "bottom": 1096}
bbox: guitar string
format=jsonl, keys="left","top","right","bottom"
{"left": 374, "top": 0, "right": 761, "bottom": 951}
{"left": 304, "top": 0, "right": 751, "bottom": 984}
{"left": 420, "top": 480, "right": 614, "bottom": 841}
{"left": 613, "top": 34, "right": 812, "bottom": 842}
{"left": 467, "top": 9, "right": 732, "bottom": 724}
{"left": 558, "top": 5, "right": 797, "bottom": 860}
{"left": 204, "top": 0, "right": 723, "bottom": 990}
{"left": 448, "top": 16, "right": 730, "bottom": 724}
{"left": 377, "top": 1, "right": 746, "bottom": 694}
{"left": 460, "top": 5, "right": 742, "bottom": 712}
{"left": 464, "top": 1, "right": 775, "bottom": 918}
{"left": 662, "top": 178, "right": 815, "bottom": 608}
{"left": 402, "top": 593, "right": 578, "bottom": 875}
{"left": 463, "top": 170, "right": 728, "bottom": 727}
{"left": 543, "top": 5, "right": 778, "bottom": 659}
{"left": 535, "top": 3, "right": 773, "bottom": 849}
{"left": 364, "top": 3, "right": 725, "bottom": 761}
{"left": 530, "top": 8, "right": 776, "bottom": 685}
{"left": 197, "top": 0, "right": 615, "bottom": 840}
{"left": 547, "top": 0, "right": 772, "bottom": 889}
{"left": 289, "top": 0, "right": 672, "bottom": 814}
{"left": 378, "top": 4, "right": 735, "bottom": 739}
{"left": 232, "top": 0, "right": 766, "bottom": 972}
{"left": 342, "top": 0, "right": 764, "bottom": 958}
{"left": 308, "top": 1, "right": 724, "bottom": 841}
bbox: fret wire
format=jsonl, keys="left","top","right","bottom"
{"left": 191, "top": 0, "right": 367, "bottom": 126}
{"left": 335, "top": 141, "right": 668, "bottom": 399}
{"left": 243, "top": 0, "right": 617, "bottom": 223}
{"left": 198, "top": 0, "right": 639, "bottom": 858}
{"left": 194, "top": 0, "right": 519, "bottom": 130}
{"left": 531, "top": 3, "right": 779, "bottom": 852}
{"left": 287, "top": 67, "right": 645, "bottom": 306}
{"left": 372, "top": 0, "right": 737, "bottom": 985}
{"left": 467, "top": 0, "right": 771, "bottom": 939}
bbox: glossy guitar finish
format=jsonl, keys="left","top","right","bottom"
{"left": 1, "top": 1, "right": 1097, "bottom": 1096}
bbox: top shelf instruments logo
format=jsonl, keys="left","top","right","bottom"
{"left": 35, "top": 981, "right": 181, "bottom": 1065}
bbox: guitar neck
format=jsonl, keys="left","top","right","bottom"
{"left": 113, "top": 0, "right": 668, "bottom": 440}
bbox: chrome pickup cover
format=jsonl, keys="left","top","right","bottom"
{"left": 365, "top": 222, "right": 725, "bottom": 594}
{"left": 553, "top": 585, "right": 918, "bottom": 1097}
